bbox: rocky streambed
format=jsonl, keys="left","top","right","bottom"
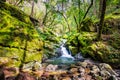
{"left": 40, "top": 59, "right": 120, "bottom": 80}
{"left": 2, "top": 58, "right": 120, "bottom": 80}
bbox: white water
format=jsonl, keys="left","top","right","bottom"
{"left": 60, "top": 39, "right": 74, "bottom": 60}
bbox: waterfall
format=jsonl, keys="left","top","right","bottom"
{"left": 59, "top": 39, "right": 74, "bottom": 60}
{"left": 45, "top": 39, "right": 84, "bottom": 64}
{"left": 60, "top": 44, "right": 74, "bottom": 60}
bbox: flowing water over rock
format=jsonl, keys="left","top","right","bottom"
{"left": 45, "top": 39, "right": 84, "bottom": 64}
{"left": 60, "top": 44, "right": 74, "bottom": 59}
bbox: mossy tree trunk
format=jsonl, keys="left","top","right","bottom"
{"left": 97, "top": 0, "right": 107, "bottom": 40}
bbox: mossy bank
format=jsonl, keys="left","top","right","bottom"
{"left": 66, "top": 13, "right": 120, "bottom": 67}
{"left": 0, "top": 1, "right": 43, "bottom": 67}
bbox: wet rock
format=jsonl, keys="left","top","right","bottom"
{"left": 72, "top": 72, "right": 80, "bottom": 77}
{"left": 69, "top": 68, "right": 78, "bottom": 73}
{"left": 45, "top": 64, "right": 58, "bottom": 72}
{"left": 101, "top": 70, "right": 111, "bottom": 78}
{"left": 76, "top": 62, "right": 88, "bottom": 68}
{"left": 62, "top": 77, "right": 71, "bottom": 80}
{"left": 72, "top": 75, "right": 79, "bottom": 80}
{"left": 55, "top": 48, "right": 62, "bottom": 57}
{"left": 42, "top": 63, "right": 48, "bottom": 68}
{"left": 6, "top": 76, "right": 16, "bottom": 80}
{"left": 74, "top": 52, "right": 85, "bottom": 61}
{"left": 85, "top": 75, "right": 92, "bottom": 80}
{"left": 78, "top": 77, "right": 85, "bottom": 80}
{"left": 44, "top": 70, "right": 67, "bottom": 77}
{"left": 58, "top": 64, "right": 69, "bottom": 70}
{"left": 108, "top": 75, "right": 118, "bottom": 80}
{"left": 114, "top": 69, "right": 120, "bottom": 77}
{"left": 3, "top": 67, "right": 18, "bottom": 78}
{"left": 95, "top": 76, "right": 102, "bottom": 80}
{"left": 99, "top": 63, "right": 118, "bottom": 76}
{"left": 85, "top": 68, "right": 91, "bottom": 74}
{"left": 22, "top": 61, "right": 42, "bottom": 72}
{"left": 42, "top": 54, "right": 49, "bottom": 62}
{"left": 32, "top": 70, "right": 44, "bottom": 77}
{"left": 53, "top": 75, "right": 60, "bottom": 80}
{"left": 78, "top": 67, "right": 85, "bottom": 77}
{"left": 15, "top": 72, "right": 36, "bottom": 80}
{"left": 91, "top": 65, "right": 100, "bottom": 74}
{"left": 32, "top": 61, "right": 42, "bottom": 71}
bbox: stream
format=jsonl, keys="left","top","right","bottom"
{"left": 45, "top": 39, "right": 84, "bottom": 64}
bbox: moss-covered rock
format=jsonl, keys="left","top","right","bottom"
{"left": 67, "top": 32, "right": 96, "bottom": 55}
{"left": 0, "top": 2, "right": 43, "bottom": 67}
{"left": 81, "top": 41, "right": 120, "bottom": 64}
{"left": 36, "top": 28, "right": 60, "bottom": 59}
{"left": 0, "top": 1, "right": 32, "bottom": 24}
{"left": 67, "top": 31, "right": 120, "bottom": 65}
{"left": 94, "top": 13, "right": 120, "bottom": 35}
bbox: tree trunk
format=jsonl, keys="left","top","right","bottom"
{"left": 62, "top": 0, "right": 64, "bottom": 12}
{"left": 78, "top": 0, "right": 80, "bottom": 28}
{"left": 98, "top": 0, "right": 103, "bottom": 18}
{"left": 93, "top": 0, "right": 97, "bottom": 16}
{"left": 30, "top": 1, "right": 34, "bottom": 17}
{"left": 97, "top": 0, "right": 107, "bottom": 40}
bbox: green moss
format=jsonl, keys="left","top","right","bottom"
{"left": 81, "top": 41, "right": 120, "bottom": 64}
{"left": 25, "top": 50, "right": 43, "bottom": 62}
{"left": 0, "top": 1, "right": 32, "bottom": 24}
{"left": 0, "top": 2, "right": 43, "bottom": 67}
{"left": 105, "top": 13, "right": 120, "bottom": 19}
{"left": 67, "top": 31, "right": 120, "bottom": 64}
{"left": 67, "top": 32, "right": 96, "bottom": 47}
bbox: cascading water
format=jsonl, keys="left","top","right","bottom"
{"left": 46, "top": 39, "right": 84, "bottom": 64}
{"left": 59, "top": 41, "right": 74, "bottom": 60}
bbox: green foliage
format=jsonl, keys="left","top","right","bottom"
{"left": 81, "top": 18, "right": 95, "bottom": 32}
{"left": 34, "top": 0, "right": 38, "bottom": 3}
{"left": 17, "top": 0, "right": 38, "bottom": 4}
{"left": 108, "top": 31, "right": 120, "bottom": 49}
